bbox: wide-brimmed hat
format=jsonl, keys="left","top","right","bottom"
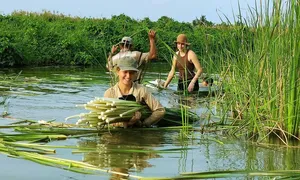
{"left": 116, "top": 57, "right": 139, "bottom": 72}
{"left": 119, "top": 36, "right": 132, "bottom": 45}
{"left": 174, "top": 34, "right": 190, "bottom": 45}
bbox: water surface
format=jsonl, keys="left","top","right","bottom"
{"left": 0, "top": 64, "right": 299, "bottom": 180}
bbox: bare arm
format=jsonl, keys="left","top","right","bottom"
{"left": 147, "top": 30, "right": 157, "bottom": 60}
{"left": 163, "top": 56, "right": 177, "bottom": 88}
{"left": 106, "top": 45, "right": 119, "bottom": 70}
{"left": 106, "top": 53, "right": 113, "bottom": 70}
{"left": 188, "top": 50, "right": 203, "bottom": 92}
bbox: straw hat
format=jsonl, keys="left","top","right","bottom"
{"left": 174, "top": 34, "right": 190, "bottom": 45}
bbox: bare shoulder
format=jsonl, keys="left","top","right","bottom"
{"left": 188, "top": 49, "right": 198, "bottom": 60}
{"left": 188, "top": 49, "right": 196, "bottom": 56}
{"left": 173, "top": 51, "right": 179, "bottom": 59}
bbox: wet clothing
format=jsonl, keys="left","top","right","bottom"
{"left": 107, "top": 50, "right": 149, "bottom": 83}
{"left": 178, "top": 79, "right": 199, "bottom": 91}
{"left": 104, "top": 82, "right": 165, "bottom": 126}
{"left": 175, "top": 50, "right": 199, "bottom": 92}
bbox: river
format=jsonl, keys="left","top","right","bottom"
{"left": 0, "top": 63, "right": 299, "bottom": 179}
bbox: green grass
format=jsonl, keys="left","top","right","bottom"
{"left": 216, "top": 0, "right": 300, "bottom": 143}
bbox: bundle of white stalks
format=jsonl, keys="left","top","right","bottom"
{"left": 65, "top": 97, "right": 149, "bottom": 128}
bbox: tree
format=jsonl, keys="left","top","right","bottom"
{"left": 192, "top": 15, "right": 214, "bottom": 27}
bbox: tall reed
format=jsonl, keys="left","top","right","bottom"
{"left": 220, "top": 0, "right": 299, "bottom": 142}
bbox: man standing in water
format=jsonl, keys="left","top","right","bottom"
{"left": 106, "top": 30, "right": 157, "bottom": 84}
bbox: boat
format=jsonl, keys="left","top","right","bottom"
{"left": 145, "top": 79, "right": 222, "bottom": 96}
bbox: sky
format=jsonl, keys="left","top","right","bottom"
{"left": 0, "top": 0, "right": 259, "bottom": 24}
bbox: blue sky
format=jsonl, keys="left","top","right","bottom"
{"left": 0, "top": 0, "right": 258, "bottom": 24}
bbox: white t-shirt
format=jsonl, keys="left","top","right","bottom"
{"left": 108, "top": 50, "right": 149, "bottom": 82}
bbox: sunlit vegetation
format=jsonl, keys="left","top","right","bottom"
{"left": 0, "top": 119, "right": 299, "bottom": 179}
{"left": 1, "top": 0, "right": 299, "bottom": 142}
{"left": 0, "top": 10, "right": 241, "bottom": 69}
{"left": 215, "top": 0, "right": 299, "bottom": 143}
{"left": 0, "top": 3, "right": 299, "bottom": 180}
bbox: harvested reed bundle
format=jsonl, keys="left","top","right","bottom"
{"left": 66, "top": 97, "right": 200, "bottom": 128}
{"left": 65, "top": 97, "right": 151, "bottom": 128}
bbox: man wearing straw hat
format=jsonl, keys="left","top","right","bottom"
{"left": 107, "top": 30, "right": 157, "bottom": 84}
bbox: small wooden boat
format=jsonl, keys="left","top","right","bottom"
{"left": 146, "top": 79, "right": 222, "bottom": 96}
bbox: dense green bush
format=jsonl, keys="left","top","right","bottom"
{"left": 0, "top": 11, "right": 249, "bottom": 68}
{"left": 0, "top": 35, "right": 23, "bottom": 66}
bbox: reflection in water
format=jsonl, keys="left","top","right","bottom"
{"left": 1, "top": 66, "right": 300, "bottom": 180}
{"left": 78, "top": 130, "right": 166, "bottom": 179}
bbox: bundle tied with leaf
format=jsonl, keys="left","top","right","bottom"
{"left": 66, "top": 97, "right": 200, "bottom": 128}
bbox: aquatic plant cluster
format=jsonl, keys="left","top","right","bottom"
{"left": 0, "top": 0, "right": 299, "bottom": 141}
{"left": 1, "top": 120, "right": 300, "bottom": 179}
{"left": 216, "top": 0, "right": 299, "bottom": 142}
{"left": 66, "top": 97, "right": 199, "bottom": 128}
{"left": 0, "top": 2, "right": 299, "bottom": 179}
{"left": 66, "top": 97, "right": 149, "bottom": 127}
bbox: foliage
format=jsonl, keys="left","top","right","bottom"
{"left": 0, "top": 35, "right": 23, "bottom": 66}
{"left": 218, "top": 0, "right": 300, "bottom": 142}
{"left": 0, "top": 11, "right": 240, "bottom": 68}
{"left": 192, "top": 15, "right": 214, "bottom": 26}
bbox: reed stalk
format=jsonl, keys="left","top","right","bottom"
{"left": 218, "top": 0, "right": 300, "bottom": 142}
{"left": 0, "top": 133, "right": 67, "bottom": 142}
{"left": 67, "top": 97, "right": 199, "bottom": 128}
{"left": 16, "top": 151, "right": 143, "bottom": 178}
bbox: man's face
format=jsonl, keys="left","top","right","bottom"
{"left": 118, "top": 69, "right": 137, "bottom": 85}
